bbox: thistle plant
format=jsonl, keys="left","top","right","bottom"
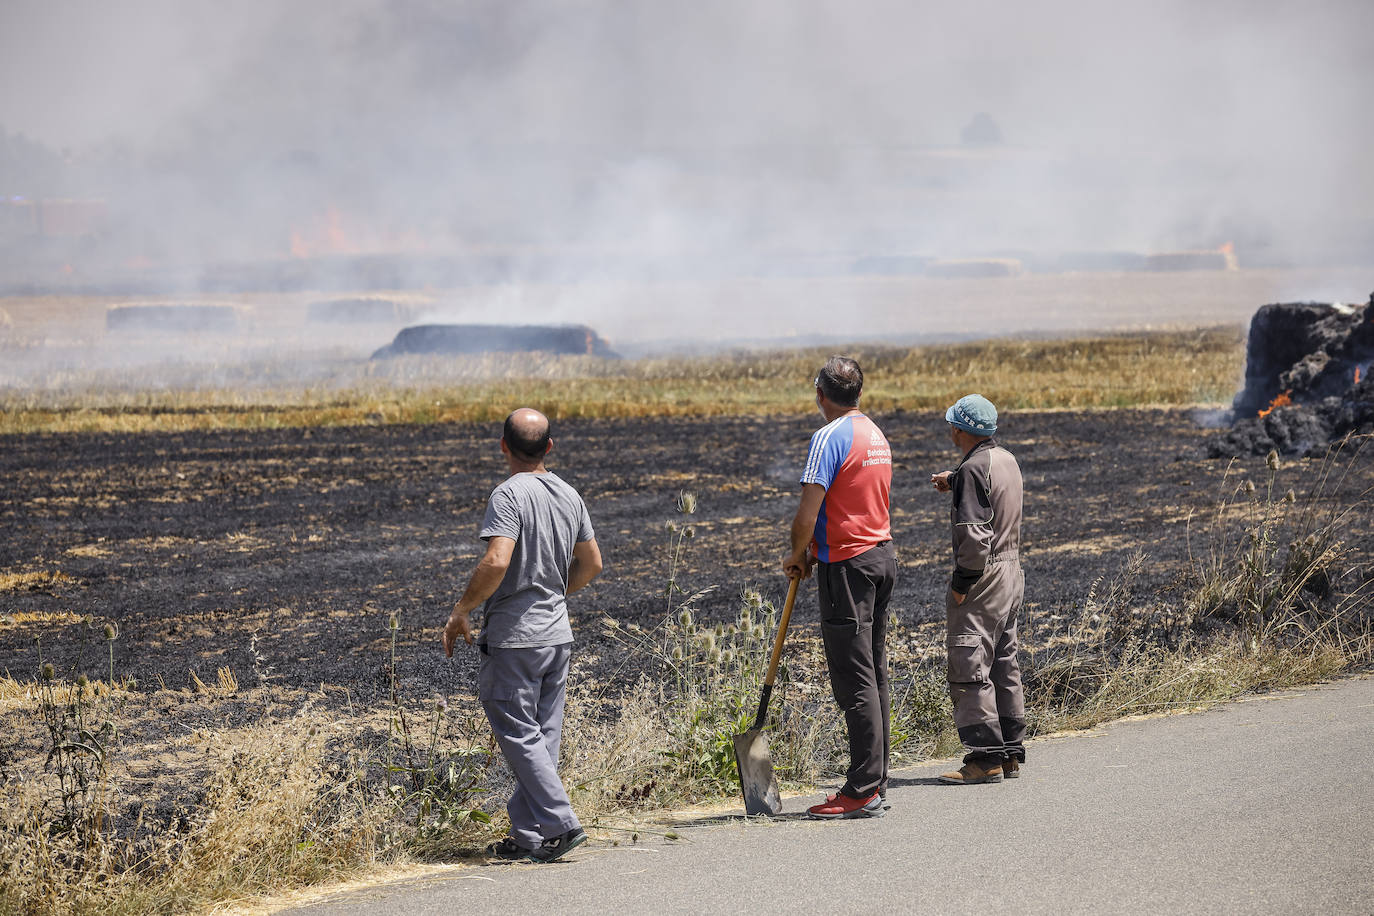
{"left": 103, "top": 622, "right": 117, "bottom": 687}
{"left": 385, "top": 612, "right": 410, "bottom": 774}
{"left": 35, "top": 654, "right": 115, "bottom": 845}
{"left": 651, "top": 584, "right": 824, "bottom": 791}
{"left": 664, "top": 491, "right": 698, "bottom": 617}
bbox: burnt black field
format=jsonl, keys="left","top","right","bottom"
{"left": 7, "top": 408, "right": 1367, "bottom": 701}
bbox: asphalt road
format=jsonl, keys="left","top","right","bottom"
{"left": 286, "top": 676, "right": 1374, "bottom": 916}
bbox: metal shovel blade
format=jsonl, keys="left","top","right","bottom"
{"left": 732, "top": 576, "right": 799, "bottom": 818}
{"left": 732, "top": 727, "right": 781, "bottom": 816}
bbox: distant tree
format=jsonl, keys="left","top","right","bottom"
{"left": 961, "top": 112, "right": 1004, "bottom": 146}
{"left": 0, "top": 127, "right": 65, "bottom": 196}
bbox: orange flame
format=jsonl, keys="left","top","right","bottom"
{"left": 1356, "top": 367, "right": 1364, "bottom": 385}
{"left": 1258, "top": 390, "right": 1292, "bottom": 418}
{"left": 1219, "top": 241, "right": 1238, "bottom": 270}
{"left": 287, "top": 206, "right": 436, "bottom": 257}
{"left": 322, "top": 207, "right": 351, "bottom": 251}
{"left": 288, "top": 206, "right": 359, "bottom": 258}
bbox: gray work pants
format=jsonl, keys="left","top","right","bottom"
{"left": 946, "top": 556, "right": 1026, "bottom": 764}
{"left": 479, "top": 643, "right": 580, "bottom": 848}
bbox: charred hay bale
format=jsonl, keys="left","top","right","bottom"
{"left": 1233, "top": 299, "right": 1374, "bottom": 416}
{"left": 306, "top": 297, "right": 404, "bottom": 324}
{"left": 924, "top": 258, "right": 1023, "bottom": 279}
{"left": 1144, "top": 250, "right": 1235, "bottom": 272}
{"left": 1210, "top": 295, "right": 1374, "bottom": 457}
{"left": 105, "top": 304, "right": 239, "bottom": 333}
{"left": 371, "top": 323, "right": 618, "bottom": 360}
{"left": 1326, "top": 375, "right": 1374, "bottom": 434}
{"left": 1207, "top": 406, "right": 1333, "bottom": 459}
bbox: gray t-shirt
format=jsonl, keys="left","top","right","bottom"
{"left": 477, "top": 471, "right": 594, "bottom": 648}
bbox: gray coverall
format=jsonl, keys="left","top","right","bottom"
{"left": 946, "top": 437, "right": 1026, "bottom": 764}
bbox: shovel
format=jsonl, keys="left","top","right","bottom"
{"left": 732, "top": 575, "right": 800, "bottom": 816}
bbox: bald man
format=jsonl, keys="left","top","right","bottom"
{"left": 443, "top": 408, "right": 603, "bottom": 863}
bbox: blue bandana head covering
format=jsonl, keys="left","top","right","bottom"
{"left": 945, "top": 394, "right": 997, "bottom": 436}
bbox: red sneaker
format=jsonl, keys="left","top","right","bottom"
{"left": 807, "top": 791, "right": 884, "bottom": 819}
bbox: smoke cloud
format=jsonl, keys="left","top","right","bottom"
{"left": 1, "top": 0, "right": 1371, "bottom": 319}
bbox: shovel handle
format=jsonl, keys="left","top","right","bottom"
{"left": 750, "top": 575, "right": 800, "bottom": 731}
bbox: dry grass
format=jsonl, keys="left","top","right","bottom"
{"left": 0, "top": 611, "right": 85, "bottom": 630}
{"left": 1, "top": 717, "right": 374, "bottom": 915}
{"left": 0, "top": 571, "right": 75, "bottom": 595}
{"left": 0, "top": 686, "right": 500, "bottom": 915}
{"left": 2, "top": 610, "right": 1368, "bottom": 915}
{"left": 1028, "top": 439, "right": 1374, "bottom": 732}
{"left": 1027, "top": 617, "right": 1356, "bottom": 736}
{"left": 0, "top": 327, "right": 1244, "bottom": 435}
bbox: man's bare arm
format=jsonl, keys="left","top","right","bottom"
{"left": 782, "top": 483, "right": 826, "bottom": 578}
{"left": 443, "top": 536, "right": 514, "bottom": 655}
{"left": 568, "top": 538, "right": 603, "bottom": 594}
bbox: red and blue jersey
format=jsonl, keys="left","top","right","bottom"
{"left": 800, "top": 413, "right": 892, "bottom": 563}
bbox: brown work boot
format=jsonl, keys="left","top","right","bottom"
{"left": 937, "top": 760, "right": 1003, "bottom": 785}
{"left": 1003, "top": 758, "right": 1021, "bottom": 779}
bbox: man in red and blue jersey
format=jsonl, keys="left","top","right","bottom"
{"left": 783, "top": 356, "right": 896, "bottom": 820}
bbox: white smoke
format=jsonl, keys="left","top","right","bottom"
{"left": 0, "top": 0, "right": 1371, "bottom": 356}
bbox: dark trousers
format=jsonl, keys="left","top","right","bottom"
{"left": 817, "top": 541, "right": 896, "bottom": 799}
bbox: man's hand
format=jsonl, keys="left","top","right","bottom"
{"left": 931, "top": 470, "right": 953, "bottom": 492}
{"left": 951, "top": 588, "right": 967, "bottom": 606}
{"left": 442, "top": 605, "right": 474, "bottom": 656}
{"left": 441, "top": 536, "right": 514, "bottom": 658}
{"left": 782, "top": 549, "right": 814, "bottom": 580}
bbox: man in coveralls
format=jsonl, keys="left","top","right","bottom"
{"left": 929, "top": 394, "right": 1026, "bottom": 784}
{"left": 442, "top": 408, "right": 603, "bottom": 860}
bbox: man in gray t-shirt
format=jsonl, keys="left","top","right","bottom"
{"left": 442, "top": 408, "right": 602, "bottom": 863}
{"left": 476, "top": 470, "right": 593, "bottom": 648}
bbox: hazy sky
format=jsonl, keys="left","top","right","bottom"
{"left": 2, "top": 0, "right": 1372, "bottom": 264}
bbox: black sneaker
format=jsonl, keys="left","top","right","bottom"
{"left": 526, "top": 827, "right": 588, "bottom": 863}
{"left": 485, "top": 837, "right": 532, "bottom": 860}
{"left": 879, "top": 786, "right": 891, "bottom": 809}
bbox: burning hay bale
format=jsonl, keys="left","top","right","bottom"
{"left": 924, "top": 258, "right": 1024, "bottom": 279}
{"left": 370, "top": 323, "right": 618, "bottom": 360}
{"left": 106, "top": 304, "right": 240, "bottom": 333}
{"left": 1210, "top": 294, "right": 1374, "bottom": 457}
{"left": 306, "top": 297, "right": 405, "bottom": 324}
